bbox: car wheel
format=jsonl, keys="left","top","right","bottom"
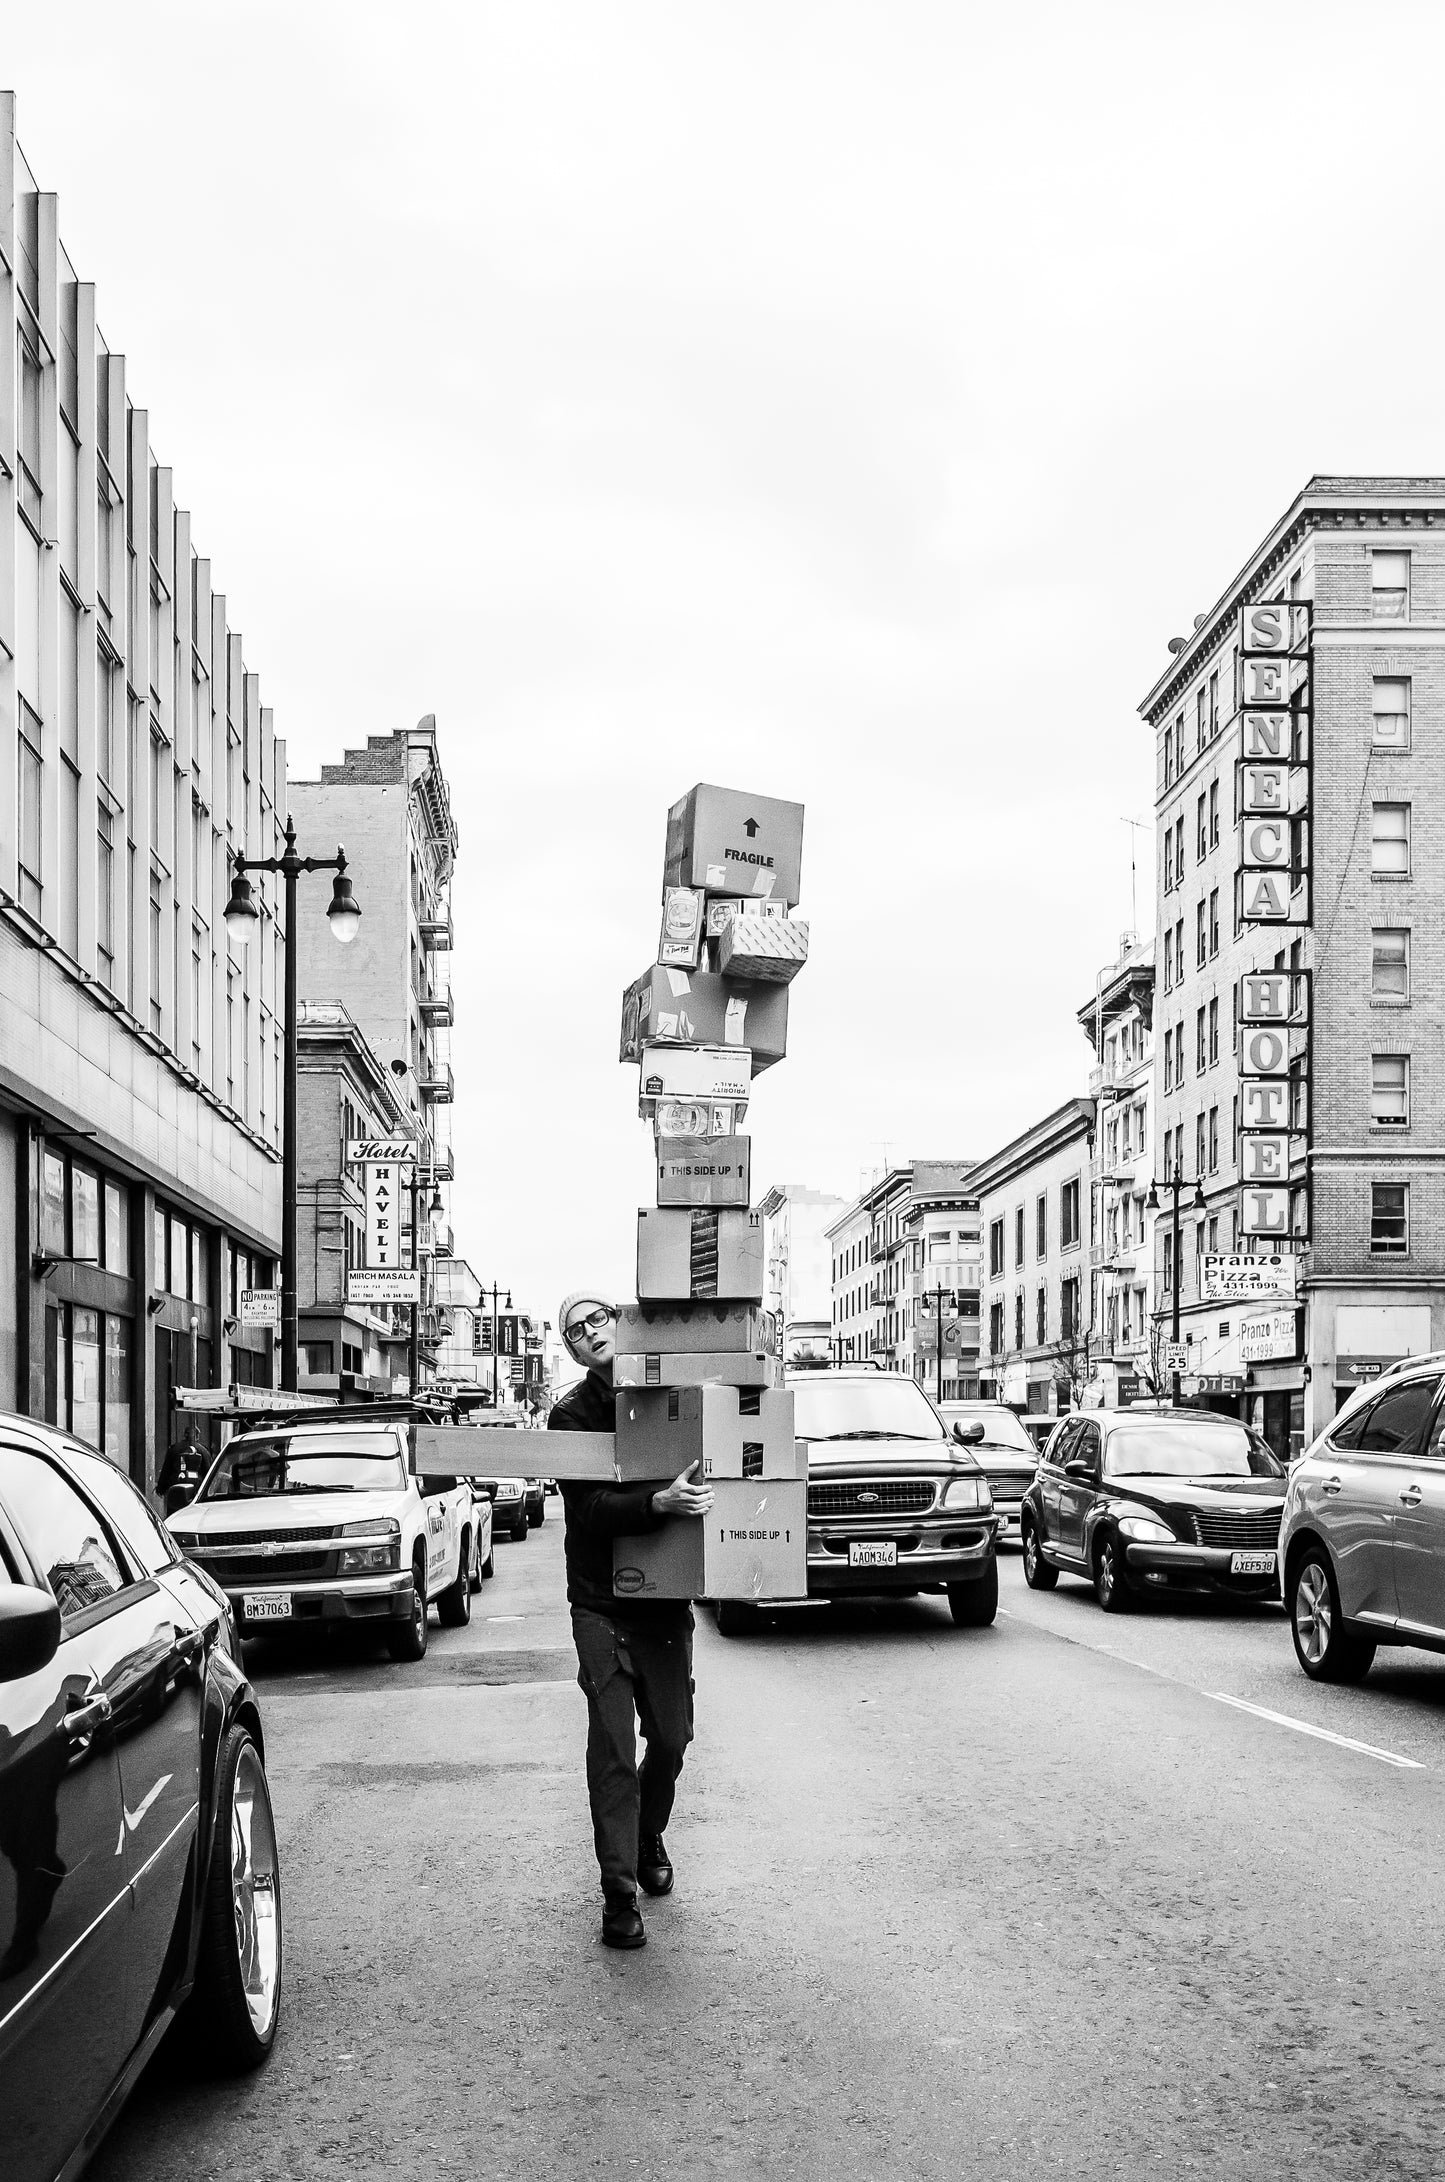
{"left": 948, "top": 1559, "right": 999, "bottom": 1627}
{"left": 387, "top": 1560, "right": 429, "bottom": 1661}
{"left": 480, "top": 1546, "right": 495, "bottom": 1580}
{"left": 715, "top": 1599, "right": 758, "bottom": 1636}
{"left": 185, "top": 1723, "right": 282, "bottom": 2070}
{"left": 1094, "top": 1531, "right": 1131, "bottom": 1613}
{"left": 510, "top": 1513, "right": 529, "bottom": 1542}
{"left": 438, "top": 1537, "right": 472, "bottom": 1628}
{"left": 1289, "top": 1547, "right": 1376, "bottom": 1683}
{"left": 1021, "top": 1517, "right": 1059, "bottom": 1591}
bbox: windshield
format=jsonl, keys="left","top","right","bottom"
{"left": 198, "top": 1432, "right": 407, "bottom": 1500}
{"left": 948, "top": 1406, "right": 1035, "bottom": 1456}
{"left": 1104, "top": 1422, "right": 1283, "bottom": 1480}
{"left": 792, "top": 1376, "right": 947, "bottom": 1443}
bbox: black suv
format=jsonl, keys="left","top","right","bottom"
{"left": 1019, "top": 1407, "right": 1287, "bottom": 1612}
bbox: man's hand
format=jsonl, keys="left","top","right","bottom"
{"left": 651, "top": 1459, "right": 714, "bottom": 1518}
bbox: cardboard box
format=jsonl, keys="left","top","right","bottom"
{"left": 614, "top": 1385, "right": 799, "bottom": 1481}
{"left": 639, "top": 1044, "right": 752, "bottom": 1103}
{"left": 657, "top": 887, "right": 704, "bottom": 969}
{"left": 411, "top": 1425, "right": 616, "bottom": 1483}
{"left": 612, "top": 1479, "right": 808, "bottom": 1602}
{"left": 650, "top": 1098, "right": 742, "bottom": 1139}
{"left": 620, "top": 966, "right": 788, "bottom": 1071}
{"left": 716, "top": 915, "right": 809, "bottom": 986}
{"left": 636, "top": 1207, "right": 764, "bottom": 1300}
{"left": 663, "top": 785, "right": 805, "bottom": 906}
{"left": 705, "top": 896, "right": 786, "bottom": 938}
{"left": 613, "top": 1348, "right": 784, "bottom": 1390}
{"left": 618, "top": 1301, "right": 776, "bottom": 1355}
{"left": 655, "top": 1135, "right": 751, "bottom": 1208}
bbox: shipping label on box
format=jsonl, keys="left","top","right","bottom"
{"left": 651, "top": 1098, "right": 742, "bottom": 1139}
{"left": 637, "top": 1207, "right": 764, "bottom": 1300}
{"left": 716, "top": 915, "right": 809, "bottom": 986}
{"left": 657, "top": 887, "right": 704, "bottom": 969}
{"left": 663, "top": 784, "right": 805, "bottom": 906}
{"left": 639, "top": 1044, "right": 753, "bottom": 1102}
{"left": 612, "top": 1479, "right": 807, "bottom": 1603}
{"left": 614, "top": 1385, "right": 798, "bottom": 1482}
{"left": 621, "top": 968, "right": 787, "bottom": 1070}
{"left": 613, "top": 1349, "right": 784, "bottom": 1390}
{"left": 655, "top": 1135, "right": 751, "bottom": 1208}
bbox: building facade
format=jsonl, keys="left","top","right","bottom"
{"left": 1078, "top": 936, "right": 1157, "bottom": 1402}
{"left": 757, "top": 1182, "right": 846, "bottom": 1363}
{"left": 1143, "top": 476, "right": 1445, "bottom": 1460}
{"left": 974, "top": 1099, "right": 1096, "bottom": 1414}
{"left": 905, "top": 1161, "right": 983, "bottom": 1402}
{"left": 828, "top": 1168, "right": 913, "bottom": 1369}
{"left": 0, "top": 99, "right": 286, "bottom": 1493}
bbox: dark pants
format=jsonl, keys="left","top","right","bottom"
{"left": 571, "top": 1606, "right": 694, "bottom": 1902}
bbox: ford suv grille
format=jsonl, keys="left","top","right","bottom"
{"left": 808, "top": 1480, "right": 937, "bottom": 1517}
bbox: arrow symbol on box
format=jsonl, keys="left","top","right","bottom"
{"left": 743, "top": 817, "right": 759, "bottom": 837}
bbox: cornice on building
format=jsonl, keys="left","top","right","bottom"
{"left": 966, "top": 1098, "right": 1098, "bottom": 1199}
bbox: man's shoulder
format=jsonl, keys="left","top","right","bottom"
{"left": 548, "top": 1374, "right": 612, "bottom": 1432}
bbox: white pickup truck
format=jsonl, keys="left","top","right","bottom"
{"left": 165, "top": 1417, "right": 479, "bottom": 1661}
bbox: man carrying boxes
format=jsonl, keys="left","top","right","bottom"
{"left": 550, "top": 1288, "right": 713, "bottom": 1951}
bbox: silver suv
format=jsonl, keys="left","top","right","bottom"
{"left": 1282, "top": 1358, "right": 1445, "bottom": 1682}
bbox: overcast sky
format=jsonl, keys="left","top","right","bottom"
{"left": 11, "top": 2, "right": 1445, "bottom": 1316}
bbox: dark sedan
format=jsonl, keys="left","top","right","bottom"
{"left": 0, "top": 1416, "right": 281, "bottom": 2181}
{"left": 1019, "top": 1408, "right": 1287, "bottom": 1611}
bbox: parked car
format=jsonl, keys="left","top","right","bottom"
{"left": 714, "top": 1368, "right": 996, "bottom": 1636}
{"left": 939, "top": 1402, "right": 1039, "bottom": 1543}
{"left": 1282, "top": 1358, "right": 1445, "bottom": 1682}
{"left": 165, "top": 1419, "right": 475, "bottom": 1659}
{"left": 523, "top": 1478, "right": 548, "bottom": 1528}
{"left": 464, "top": 1481, "right": 496, "bottom": 1582}
{"left": 0, "top": 1416, "right": 281, "bottom": 2182}
{"left": 1019, "top": 1407, "right": 1287, "bottom": 1611}
{"left": 477, "top": 1475, "right": 530, "bottom": 1542}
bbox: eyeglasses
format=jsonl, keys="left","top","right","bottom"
{"left": 566, "top": 1306, "right": 614, "bottom": 1339}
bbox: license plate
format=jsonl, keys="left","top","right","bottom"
{"left": 849, "top": 1541, "right": 897, "bottom": 1569}
{"left": 242, "top": 1593, "right": 293, "bottom": 1620}
{"left": 1229, "top": 1551, "right": 1275, "bottom": 1577}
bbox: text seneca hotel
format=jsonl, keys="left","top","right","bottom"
{"left": 1143, "top": 477, "right": 1445, "bottom": 1462}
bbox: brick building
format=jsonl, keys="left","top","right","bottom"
{"left": 974, "top": 1099, "right": 1096, "bottom": 1414}
{"left": 1142, "top": 476, "right": 1445, "bottom": 1459}
{"left": 0, "top": 98, "right": 283, "bottom": 1492}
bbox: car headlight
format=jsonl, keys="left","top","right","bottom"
{"left": 1117, "top": 1516, "right": 1175, "bottom": 1543}
{"left": 338, "top": 1517, "right": 402, "bottom": 1574}
{"left": 943, "top": 1476, "right": 991, "bottom": 1511}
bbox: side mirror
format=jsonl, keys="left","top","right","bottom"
{"left": 1064, "top": 1458, "right": 1096, "bottom": 1482}
{"left": 0, "top": 1584, "right": 62, "bottom": 1681}
{"left": 952, "top": 1421, "right": 985, "bottom": 1444}
{"left": 164, "top": 1483, "right": 195, "bottom": 1514}
{"left": 421, "top": 1473, "right": 458, "bottom": 1496}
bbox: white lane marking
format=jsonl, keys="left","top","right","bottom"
{"left": 1207, "top": 1693, "right": 1423, "bottom": 1770}
{"left": 487, "top": 1615, "right": 525, "bottom": 1623}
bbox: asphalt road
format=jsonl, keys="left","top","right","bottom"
{"left": 92, "top": 1517, "right": 1445, "bottom": 2182}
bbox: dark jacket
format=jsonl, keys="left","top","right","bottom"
{"left": 549, "top": 1369, "right": 685, "bottom": 1626}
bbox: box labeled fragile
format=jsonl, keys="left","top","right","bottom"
{"left": 716, "top": 915, "right": 809, "bottom": 986}
{"left": 655, "top": 1135, "right": 751, "bottom": 1208}
{"left": 613, "top": 1348, "right": 783, "bottom": 1390}
{"left": 621, "top": 966, "right": 788, "bottom": 1071}
{"left": 614, "top": 1385, "right": 799, "bottom": 1482}
{"left": 612, "top": 1479, "right": 807, "bottom": 1602}
{"left": 639, "top": 1044, "right": 752, "bottom": 1103}
{"left": 664, "top": 785, "right": 805, "bottom": 906}
{"left": 657, "top": 887, "right": 704, "bottom": 969}
{"left": 636, "top": 1207, "right": 764, "bottom": 1300}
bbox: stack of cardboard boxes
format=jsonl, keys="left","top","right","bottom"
{"left": 414, "top": 785, "right": 812, "bottom": 1606}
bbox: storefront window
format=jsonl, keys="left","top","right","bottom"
{"left": 105, "top": 1318, "right": 131, "bottom": 1468}
{"left": 170, "top": 1216, "right": 188, "bottom": 1298}
{"left": 41, "top": 1150, "right": 67, "bottom": 1254}
{"left": 71, "top": 1308, "right": 102, "bottom": 1449}
{"left": 191, "top": 1229, "right": 206, "bottom": 1309}
{"left": 154, "top": 1206, "right": 168, "bottom": 1290}
{"left": 72, "top": 1165, "right": 100, "bottom": 1261}
{"left": 104, "top": 1180, "right": 128, "bottom": 1275}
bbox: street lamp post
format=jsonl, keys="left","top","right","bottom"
{"left": 224, "top": 818, "right": 361, "bottom": 1393}
{"left": 484, "top": 1284, "right": 512, "bottom": 1408}
{"left": 1146, "top": 1162, "right": 1207, "bottom": 1407}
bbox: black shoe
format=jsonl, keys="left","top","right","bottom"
{"left": 638, "top": 1834, "right": 673, "bottom": 1897}
{"left": 601, "top": 1896, "right": 646, "bottom": 1949}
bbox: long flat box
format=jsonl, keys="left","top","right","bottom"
{"left": 614, "top": 1385, "right": 799, "bottom": 1482}
{"left": 612, "top": 1479, "right": 808, "bottom": 1602}
{"left": 663, "top": 785, "right": 805, "bottom": 907}
{"left": 639, "top": 1044, "right": 752, "bottom": 1103}
{"left": 618, "top": 1302, "right": 776, "bottom": 1356}
{"left": 411, "top": 1425, "right": 616, "bottom": 1483}
{"left": 620, "top": 965, "right": 788, "bottom": 1072}
{"left": 716, "top": 915, "right": 809, "bottom": 986}
{"left": 655, "top": 1135, "right": 751, "bottom": 1208}
{"left": 637, "top": 1207, "right": 764, "bottom": 1300}
{"left": 613, "top": 1349, "right": 784, "bottom": 1390}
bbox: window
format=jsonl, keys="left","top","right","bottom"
{"left": 16, "top": 324, "right": 41, "bottom": 524}
{"left": 1174, "top": 916, "right": 1184, "bottom": 980}
{"left": 1356, "top": 1377, "right": 1440, "bottom": 1454}
{"left": 1061, "top": 1178, "right": 1080, "bottom": 1250}
{"left": 1174, "top": 820, "right": 1185, "bottom": 887}
{"left": 97, "top": 803, "right": 115, "bottom": 984}
{"left": 1014, "top": 1206, "right": 1024, "bottom": 1269}
{"left": 1014, "top": 1291, "right": 1024, "bottom": 1348}
{"left": 1209, "top": 670, "right": 1219, "bottom": 738}
{"left": 72, "top": 1166, "right": 100, "bottom": 1260}
{"left": 1174, "top": 1023, "right": 1185, "bottom": 1084}
{"left": 1372, "top": 927, "right": 1409, "bottom": 998}
{"left": 104, "top": 1182, "right": 128, "bottom": 1276}
{"left": 989, "top": 1300, "right": 1003, "bottom": 1356}
{"left": 1196, "top": 687, "right": 1207, "bottom": 754}
{"left": 1371, "top": 550, "right": 1409, "bottom": 621}
{"left": 1163, "top": 928, "right": 1174, "bottom": 989}
{"left": 1164, "top": 1032, "right": 1174, "bottom": 1093}
{"left": 1196, "top": 1111, "right": 1207, "bottom": 1172}
{"left": 1208, "top": 998, "right": 1219, "bottom": 1065}
{"left": 17, "top": 702, "right": 42, "bottom": 918}
{"left": 1372, "top": 1054, "right": 1409, "bottom": 1129}
{"left": 1061, "top": 1276, "right": 1079, "bottom": 1343}
{"left": 1371, "top": 1182, "right": 1408, "bottom": 1255}
{"left": 989, "top": 1218, "right": 1004, "bottom": 1278}
{"left": 1196, "top": 900, "right": 1207, "bottom": 968}
{"left": 1163, "top": 1228, "right": 1174, "bottom": 1292}
{"left": 1208, "top": 1107, "right": 1219, "bottom": 1172}
{"left": 41, "top": 1150, "right": 67, "bottom": 1255}
{"left": 1372, "top": 803, "right": 1410, "bottom": 876}
{"left": 1036, "top": 1194, "right": 1047, "bottom": 1259}
{"left": 1197, "top": 792, "right": 1207, "bottom": 861}
{"left": 1164, "top": 830, "right": 1174, "bottom": 892}
{"left": 1032, "top": 1286, "right": 1044, "bottom": 1345}
{"left": 1209, "top": 889, "right": 1219, "bottom": 956}
{"left": 1373, "top": 677, "right": 1411, "bottom": 750}
{"left": 304, "top": 1341, "right": 335, "bottom": 1375}
{"left": 1164, "top": 725, "right": 1174, "bottom": 784}
{"left": 8, "top": 1438, "right": 129, "bottom": 1619}
{"left": 1196, "top": 1006, "right": 1207, "bottom": 1074}
{"left": 1209, "top": 780, "right": 1219, "bottom": 848}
